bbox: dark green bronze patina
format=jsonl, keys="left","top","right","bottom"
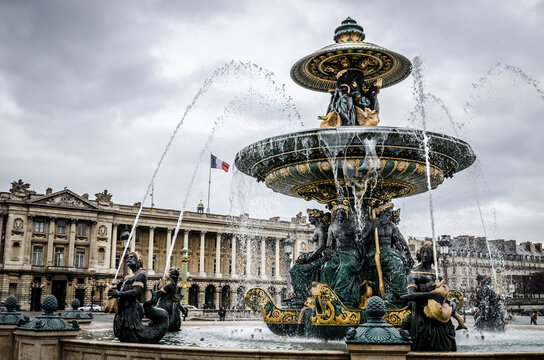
{"left": 238, "top": 18, "right": 474, "bottom": 349}
{"left": 62, "top": 298, "right": 93, "bottom": 323}
{"left": 345, "top": 296, "right": 411, "bottom": 344}
{"left": 17, "top": 295, "right": 80, "bottom": 331}
{"left": 108, "top": 252, "right": 168, "bottom": 343}
{"left": 0, "top": 296, "right": 29, "bottom": 326}
{"left": 156, "top": 268, "right": 188, "bottom": 332}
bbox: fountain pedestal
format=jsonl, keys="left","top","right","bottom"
{"left": 14, "top": 295, "right": 79, "bottom": 360}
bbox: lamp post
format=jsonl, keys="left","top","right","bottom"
{"left": 283, "top": 235, "right": 294, "bottom": 300}
{"left": 120, "top": 226, "right": 131, "bottom": 278}
{"left": 438, "top": 237, "right": 450, "bottom": 284}
{"left": 460, "top": 285, "right": 467, "bottom": 323}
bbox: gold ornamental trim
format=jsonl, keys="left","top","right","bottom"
{"left": 265, "top": 157, "right": 443, "bottom": 184}
{"left": 383, "top": 306, "right": 411, "bottom": 326}
{"left": 244, "top": 287, "right": 301, "bottom": 325}
{"left": 311, "top": 283, "right": 361, "bottom": 327}
{"left": 292, "top": 179, "right": 417, "bottom": 203}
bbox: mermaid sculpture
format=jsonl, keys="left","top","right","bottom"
{"left": 401, "top": 242, "right": 465, "bottom": 352}
{"left": 108, "top": 252, "right": 169, "bottom": 343}
{"left": 156, "top": 268, "right": 187, "bottom": 331}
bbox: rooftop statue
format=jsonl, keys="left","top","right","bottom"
{"left": 108, "top": 252, "right": 168, "bottom": 343}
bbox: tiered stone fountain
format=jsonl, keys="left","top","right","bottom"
{"left": 237, "top": 18, "right": 476, "bottom": 340}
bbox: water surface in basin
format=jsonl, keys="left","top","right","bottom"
{"left": 79, "top": 323, "right": 544, "bottom": 352}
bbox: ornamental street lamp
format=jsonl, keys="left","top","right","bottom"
{"left": 283, "top": 235, "right": 294, "bottom": 299}
{"left": 120, "top": 226, "right": 131, "bottom": 278}
{"left": 438, "top": 237, "right": 450, "bottom": 284}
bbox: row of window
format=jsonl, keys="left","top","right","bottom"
{"left": 33, "top": 219, "right": 88, "bottom": 237}
{"left": 32, "top": 246, "right": 86, "bottom": 268}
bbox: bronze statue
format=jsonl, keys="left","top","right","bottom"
{"left": 361, "top": 203, "right": 414, "bottom": 307}
{"left": 108, "top": 252, "right": 168, "bottom": 343}
{"left": 474, "top": 274, "right": 505, "bottom": 331}
{"left": 319, "top": 69, "right": 382, "bottom": 127}
{"left": 402, "top": 242, "right": 459, "bottom": 352}
{"left": 288, "top": 209, "right": 331, "bottom": 306}
{"left": 156, "top": 268, "right": 187, "bottom": 332}
{"left": 321, "top": 202, "right": 363, "bottom": 307}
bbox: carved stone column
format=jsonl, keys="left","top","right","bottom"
{"left": 183, "top": 230, "right": 189, "bottom": 277}
{"left": 260, "top": 237, "right": 267, "bottom": 279}
{"left": 46, "top": 218, "right": 55, "bottom": 266}
{"left": 198, "top": 289, "right": 205, "bottom": 309}
{"left": 67, "top": 220, "right": 76, "bottom": 267}
{"left": 275, "top": 237, "right": 281, "bottom": 279}
{"left": 231, "top": 235, "right": 237, "bottom": 278}
{"left": 214, "top": 287, "right": 220, "bottom": 308}
{"left": 148, "top": 227, "right": 155, "bottom": 275}
{"left": 23, "top": 215, "right": 34, "bottom": 267}
{"left": 293, "top": 235, "right": 299, "bottom": 262}
{"left": 110, "top": 223, "right": 118, "bottom": 270}
{"left": 245, "top": 237, "right": 252, "bottom": 278}
{"left": 166, "top": 228, "right": 173, "bottom": 264}
{"left": 199, "top": 231, "right": 206, "bottom": 276}
{"left": 183, "top": 230, "right": 189, "bottom": 249}
{"left": 215, "top": 233, "right": 222, "bottom": 278}
{"left": 89, "top": 221, "right": 98, "bottom": 268}
{"left": 130, "top": 226, "right": 136, "bottom": 254}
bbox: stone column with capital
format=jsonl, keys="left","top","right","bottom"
{"left": 183, "top": 230, "right": 189, "bottom": 277}
{"left": 245, "top": 237, "right": 252, "bottom": 278}
{"left": 215, "top": 233, "right": 222, "bottom": 278}
{"left": 148, "top": 227, "right": 155, "bottom": 275}
{"left": 198, "top": 289, "right": 205, "bottom": 309}
{"left": 260, "top": 237, "right": 267, "bottom": 279}
{"left": 23, "top": 216, "right": 34, "bottom": 267}
{"left": 46, "top": 218, "right": 55, "bottom": 266}
{"left": 129, "top": 226, "right": 136, "bottom": 254}
{"left": 275, "top": 237, "right": 281, "bottom": 279}
{"left": 89, "top": 221, "right": 98, "bottom": 268}
{"left": 214, "top": 287, "right": 220, "bottom": 308}
{"left": 166, "top": 228, "right": 172, "bottom": 263}
{"left": 199, "top": 231, "right": 206, "bottom": 276}
{"left": 180, "top": 244, "right": 189, "bottom": 305}
{"left": 231, "top": 235, "right": 237, "bottom": 278}
{"left": 67, "top": 220, "right": 76, "bottom": 267}
{"left": 110, "top": 224, "right": 118, "bottom": 270}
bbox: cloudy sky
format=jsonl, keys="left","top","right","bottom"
{"left": 1, "top": 1, "right": 543, "bottom": 243}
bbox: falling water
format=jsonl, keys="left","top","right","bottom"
{"left": 162, "top": 83, "right": 302, "bottom": 278}
{"left": 113, "top": 61, "right": 301, "bottom": 284}
{"left": 411, "top": 56, "right": 440, "bottom": 279}
{"left": 460, "top": 62, "right": 544, "bottom": 287}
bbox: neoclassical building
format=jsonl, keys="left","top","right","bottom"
{"left": 0, "top": 180, "right": 313, "bottom": 310}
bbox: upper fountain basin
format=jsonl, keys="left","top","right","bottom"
{"left": 235, "top": 127, "right": 476, "bottom": 205}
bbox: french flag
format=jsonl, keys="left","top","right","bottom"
{"left": 210, "top": 154, "right": 230, "bottom": 172}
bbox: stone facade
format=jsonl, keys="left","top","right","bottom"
{"left": 0, "top": 180, "right": 313, "bottom": 310}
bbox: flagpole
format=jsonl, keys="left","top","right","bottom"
{"left": 207, "top": 154, "right": 212, "bottom": 213}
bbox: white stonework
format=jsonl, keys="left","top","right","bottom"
{"left": 0, "top": 182, "right": 312, "bottom": 310}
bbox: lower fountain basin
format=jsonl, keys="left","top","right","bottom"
{"left": 77, "top": 325, "right": 544, "bottom": 353}
{"left": 235, "top": 127, "right": 476, "bottom": 204}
